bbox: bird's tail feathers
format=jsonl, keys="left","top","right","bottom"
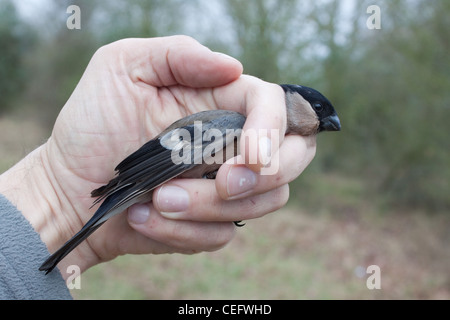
{"left": 39, "top": 222, "right": 104, "bottom": 274}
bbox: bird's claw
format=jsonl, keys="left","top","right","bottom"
{"left": 234, "top": 221, "right": 245, "bottom": 227}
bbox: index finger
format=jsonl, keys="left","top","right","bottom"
{"left": 104, "top": 36, "right": 243, "bottom": 88}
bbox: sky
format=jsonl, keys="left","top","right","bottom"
{"left": 14, "top": 0, "right": 51, "bottom": 21}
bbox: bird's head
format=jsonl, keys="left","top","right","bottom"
{"left": 280, "top": 84, "right": 341, "bottom": 136}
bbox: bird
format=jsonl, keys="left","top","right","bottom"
{"left": 39, "top": 84, "right": 341, "bottom": 274}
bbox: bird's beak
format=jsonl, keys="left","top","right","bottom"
{"left": 320, "top": 114, "right": 341, "bottom": 132}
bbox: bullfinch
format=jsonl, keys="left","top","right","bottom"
{"left": 39, "top": 84, "right": 340, "bottom": 274}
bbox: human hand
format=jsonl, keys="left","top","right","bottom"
{"left": 0, "top": 36, "right": 316, "bottom": 278}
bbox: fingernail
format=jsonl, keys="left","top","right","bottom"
{"left": 128, "top": 203, "right": 150, "bottom": 224}
{"left": 226, "top": 166, "right": 258, "bottom": 198}
{"left": 259, "top": 136, "right": 272, "bottom": 166}
{"left": 157, "top": 185, "right": 190, "bottom": 218}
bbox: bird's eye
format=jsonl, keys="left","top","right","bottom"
{"left": 313, "top": 103, "right": 323, "bottom": 112}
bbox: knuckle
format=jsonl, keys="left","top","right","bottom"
{"left": 169, "top": 34, "right": 198, "bottom": 45}
{"left": 93, "top": 38, "right": 128, "bottom": 59}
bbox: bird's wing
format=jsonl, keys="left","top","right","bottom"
{"left": 91, "top": 110, "right": 246, "bottom": 205}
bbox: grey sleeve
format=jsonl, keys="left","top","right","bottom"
{"left": 0, "top": 194, "right": 72, "bottom": 300}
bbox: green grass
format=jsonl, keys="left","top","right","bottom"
{"left": 71, "top": 205, "right": 450, "bottom": 299}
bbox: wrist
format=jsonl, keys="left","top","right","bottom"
{"left": 0, "top": 143, "right": 71, "bottom": 258}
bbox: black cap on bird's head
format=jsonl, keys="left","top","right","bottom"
{"left": 280, "top": 84, "right": 341, "bottom": 135}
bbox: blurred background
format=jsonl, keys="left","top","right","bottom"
{"left": 0, "top": 0, "right": 449, "bottom": 299}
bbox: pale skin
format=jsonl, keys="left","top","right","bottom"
{"left": 0, "top": 36, "right": 316, "bottom": 280}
